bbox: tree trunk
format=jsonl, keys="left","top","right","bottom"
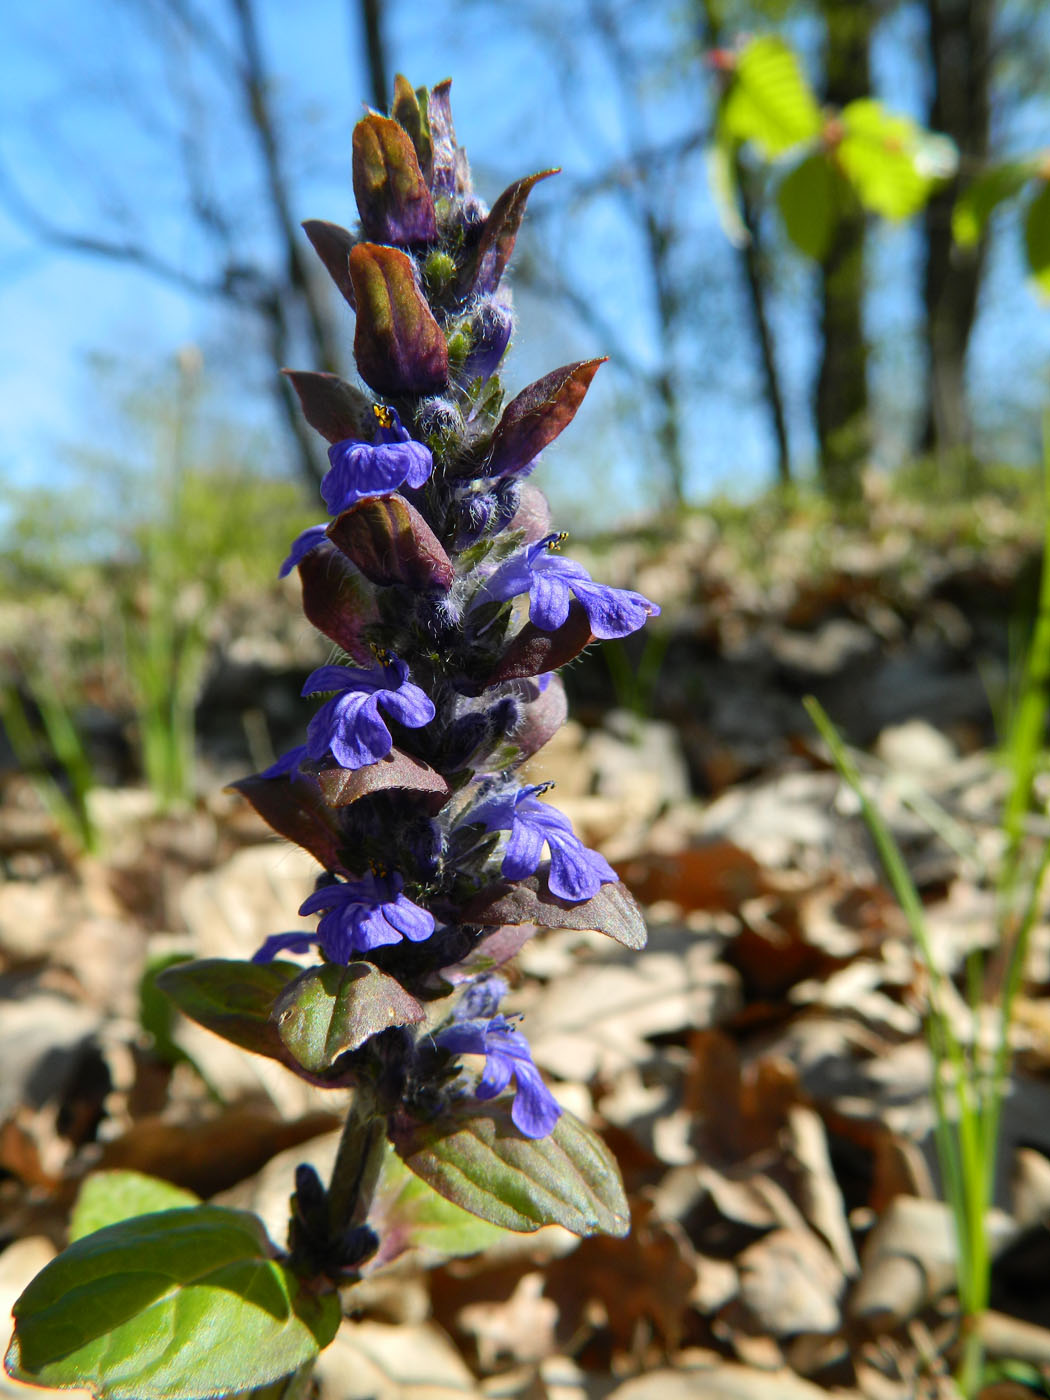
{"left": 920, "top": 0, "right": 993, "bottom": 458}
{"left": 357, "top": 0, "right": 389, "bottom": 114}
{"left": 816, "top": 0, "right": 874, "bottom": 501}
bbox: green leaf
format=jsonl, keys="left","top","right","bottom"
{"left": 365, "top": 1141, "right": 504, "bottom": 1271}
{"left": 70, "top": 1173, "right": 200, "bottom": 1242}
{"left": 7, "top": 1206, "right": 341, "bottom": 1400}
{"left": 720, "top": 37, "right": 821, "bottom": 158}
{"left": 155, "top": 957, "right": 300, "bottom": 1067}
{"left": 777, "top": 152, "right": 839, "bottom": 261}
{"left": 838, "top": 99, "right": 955, "bottom": 220}
{"left": 705, "top": 137, "right": 748, "bottom": 248}
{"left": 953, "top": 159, "right": 1036, "bottom": 246}
{"left": 391, "top": 1099, "right": 629, "bottom": 1238}
{"left": 273, "top": 962, "right": 424, "bottom": 1074}
{"left": 1025, "top": 180, "right": 1050, "bottom": 294}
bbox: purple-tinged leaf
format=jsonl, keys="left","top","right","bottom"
{"left": 274, "top": 962, "right": 424, "bottom": 1073}
{"left": 482, "top": 600, "right": 594, "bottom": 688}
{"left": 428, "top": 79, "right": 470, "bottom": 200}
{"left": 327, "top": 494, "right": 454, "bottom": 591}
{"left": 302, "top": 219, "right": 357, "bottom": 308}
{"left": 435, "top": 923, "right": 538, "bottom": 987}
{"left": 486, "top": 359, "right": 606, "bottom": 480}
{"left": 297, "top": 546, "right": 378, "bottom": 665}
{"left": 230, "top": 770, "right": 345, "bottom": 871}
{"left": 156, "top": 958, "right": 304, "bottom": 1070}
{"left": 515, "top": 673, "right": 568, "bottom": 761}
{"left": 392, "top": 74, "right": 433, "bottom": 185}
{"left": 390, "top": 1098, "right": 629, "bottom": 1236}
{"left": 316, "top": 748, "right": 451, "bottom": 815}
{"left": 283, "top": 370, "right": 372, "bottom": 445}
{"left": 507, "top": 483, "right": 552, "bottom": 542}
{"left": 363, "top": 1141, "right": 503, "bottom": 1274}
{"left": 349, "top": 243, "right": 449, "bottom": 397}
{"left": 353, "top": 112, "right": 437, "bottom": 245}
{"left": 460, "top": 170, "right": 558, "bottom": 297}
{"left": 463, "top": 870, "right": 647, "bottom": 951}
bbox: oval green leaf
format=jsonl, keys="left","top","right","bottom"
{"left": 155, "top": 958, "right": 301, "bottom": 1067}
{"left": 70, "top": 1172, "right": 200, "bottom": 1242}
{"left": 1025, "top": 180, "right": 1050, "bottom": 295}
{"left": 7, "top": 1206, "right": 341, "bottom": 1400}
{"left": 952, "top": 159, "right": 1036, "bottom": 247}
{"left": 390, "top": 1099, "right": 629, "bottom": 1237}
{"left": 364, "top": 1141, "right": 504, "bottom": 1271}
{"left": 721, "top": 36, "right": 822, "bottom": 158}
{"left": 777, "top": 152, "right": 839, "bottom": 262}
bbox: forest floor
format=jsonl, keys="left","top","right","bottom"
{"left": 3, "top": 482, "right": 1050, "bottom": 1399}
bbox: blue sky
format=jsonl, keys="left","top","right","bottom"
{"left": 2, "top": 0, "right": 1050, "bottom": 532}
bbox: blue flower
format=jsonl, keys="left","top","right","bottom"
{"left": 479, "top": 534, "right": 659, "bottom": 640}
{"left": 469, "top": 783, "right": 617, "bottom": 902}
{"left": 303, "top": 657, "right": 435, "bottom": 770}
{"left": 323, "top": 408, "right": 433, "bottom": 515}
{"left": 436, "top": 988, "right": 561, "bottom": 1139}
{"left": 279, "top": 524, "right": 329, "bottom": 579}
{"left": 253, "top": 872, "right": 435, "bottom": 962}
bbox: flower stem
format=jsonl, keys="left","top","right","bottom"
{"left": 327, "top": 1085, "right": 386, "bottom": 1234}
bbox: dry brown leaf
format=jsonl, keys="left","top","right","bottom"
{"left": 736, "top": 1226, "right": 844, "bottom": 1337}
{"left": 458, "top": 1272, "right": 558, "bottom": 1370}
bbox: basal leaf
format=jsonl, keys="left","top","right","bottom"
{"left": 156, "top": 958, "right": 301, "bottom": 1067}
{"left": 1025, "top": 180, "right": 1050, "bottom": 294}
{"left": 70, "top": 1172, "right": 200, "bottom": 1243}
{"left": 7, "top": 1206, "right": 340, "bottom": 1400}
{"left": 390, "top": 1099, "right": 629, "bottom": 1237}
{"left": 463, "top": 870, "right": 647, "bottom": 951}
{"left": 953, "top": 160, "right": 1036, "bottom": 247}
{"left": 274, "top": 962, "right": 424, "bottom": 1073}
{"left": 777, "top": 152, "right": 839, "bottom": 261}
{"left": 720, "top": 36, "right": 821, "bottom": 158}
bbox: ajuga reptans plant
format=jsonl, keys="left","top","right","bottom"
{"left": 6, "top": 77, "right": 659, "bottom": 1400}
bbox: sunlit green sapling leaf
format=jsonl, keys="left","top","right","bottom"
{"left": 777, "top": 152, "right": 840, "bottom": 261}
{"left": 6, "top": 1206, "right": 341, "bottom": 1400}
{"left": 705, "top": 136, "right": 749, "bottom": 248}
{"left": 70, "top": 1172, "right": 200, "bottom": 1242}
{"left": 953, "top": 159, "right": 1038, "bottom": 247}
{"left": 720, "top": 36, "right": 822, "bottom": 159}
{"left": 837, "top": 99, "right": 955, "bottom": 220}
{"left": 391, "top": 1098, "right": 630, "bottom": 1237}
{"left": 1025, "top": 180, "right": 1050, "bottom": 295}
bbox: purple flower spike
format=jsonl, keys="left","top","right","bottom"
{"left": 471, "top": 783, "right": 618, "bottom": 902}
{"left": 279, "top": 524, "right": 329, "bottom": 578}
{"left": 437, "top": 1008, "right": 561, "bottom": 1139}
{"left": 323, "top": 408, "right": 433, "bottom": 516}
{"left": 303, "top": 656, "right": 435, "bottom": 770}
{"left": 288, "top": 872, "right": 435, "bottom": 959}
{"left": 480, "top": 535, "right": 659, "bottom": 640}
